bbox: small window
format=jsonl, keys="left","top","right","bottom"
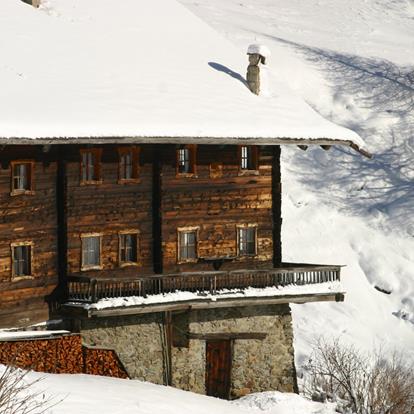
{"left": 11, "top": 161, "right": 34, "bottom": 195}
{"left": 118, "top": 147, "right": 139, "bottom": 183}
{"left": 237, "top": 225, "right": 257, "bottom": 256}
{"left": 80, "top": 149, "right": 102, "bottom": 184}
{"left": 119, "top": 232, "right": 139, "bottom": 266}
{"left": 178, "top": 227, "right": 198, "bottom": 263}
{"left": 239, "top": 146, "right": 258, "bottom": 171}
{"left": 81, "top": 234, "right": 102, "bottom": 270}
{"left": 176, "top": 145, "right": 196, "bottom": 176}
{"left": 11, "top": 242, "right": 33, "bottom": 278}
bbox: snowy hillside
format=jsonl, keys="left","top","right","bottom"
{"left": 178, "top": 0, "right": 414, "bottom": 362}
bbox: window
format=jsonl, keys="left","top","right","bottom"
{"left": 11, "top": 161, "right": 34, "bottom": 195}
{"left": 80, "top": 149, "right": 102, "bottom": 184}
{"left": 118, "top": 147, "right": 139, "bottom": 183}
{"left": 176, "top": 145, "right": 196, "bottom": 176}
{"left": 237, "top": 225, "right": 257, "bottom": 256}
{"left": 119, "top": 231, "right": 139, "bottom": 266}
{"left": 239, "top": 145, "right": 258, "bottom": 172}
{"left": 81, "top": 234, "right": 102, "bottom": 270}
{"left": 178, "top": 227, "right": 198, "bottom": 263}
{"left": 11, "top": 242, "right": 33, "bottom": 279}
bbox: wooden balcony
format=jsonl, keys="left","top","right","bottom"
{"left": 67, "top": 263, "right": 342, "bottom": 305}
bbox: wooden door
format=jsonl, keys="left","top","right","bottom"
{"left": 206, "top": 340, "right": 232, "bottom": 399}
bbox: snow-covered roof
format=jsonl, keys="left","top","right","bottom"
{"left": 0, "top": 0, "right": 367, "bottom": 154}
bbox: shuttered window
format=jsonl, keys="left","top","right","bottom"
{"left": 237, "top": 226, "right": 257, "bottom": 256}
{"left": 81, "top": 235, "right": 102, "bottom": 270}
{"left": 176, "top": 145, "right": 196, "bottom": 175}
{"left": 239, "top": 146, "right": 258, "bottom": 171}
{"left": 119, "top": 232, "right": 138, "bottom": 265}
{"left": 11, "top": 161, "right": 34, "bottom": 195}
{"left": 118, "top": 147, "right": 139, "bottom": 182}
{"left": 12, "top": 244, "right": 32, "bottom": 277}
{"left": 80, "top": 149, "right": 102, "bottom": 184}
{"left": 178, "top": 228, "right": 198, "bottom": 262}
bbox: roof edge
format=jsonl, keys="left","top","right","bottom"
{"left": 0, "top": 136, "right": 372, "bottom": 157}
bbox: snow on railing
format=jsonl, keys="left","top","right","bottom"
{"left": 67, "top": 264, "right": 341, "bottom": 304}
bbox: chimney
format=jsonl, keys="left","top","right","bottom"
{"left": 246, "top": 44, "right": 271, "bottom": 95}
{"left": 21, "top": 0, "right": 41, "bottom": 8}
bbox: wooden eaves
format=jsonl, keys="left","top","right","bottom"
{"left": 0, "top": 136, "right": 372, "bottom": 158}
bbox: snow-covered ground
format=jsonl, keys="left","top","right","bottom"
{"left": 177, "top": 0, "right": 414, "bottom": 364}
{"left": 2, "top": 367, "right": 336, "bottom": 414}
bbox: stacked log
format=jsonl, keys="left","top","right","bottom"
{"left": 0, "top": 334, "right": 128, "bottom": 378}
{"left": 83, "top": 346, "right": 128, "bottom": 378}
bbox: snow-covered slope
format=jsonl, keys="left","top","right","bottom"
{"left": 178, "top": 0, "right": 414, "bottom": 362}
{"left": 1, "top": 367, "right": 336, "bottom": 414}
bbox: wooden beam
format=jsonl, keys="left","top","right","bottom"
{"left": 188, "top": 332, "right": 267, "bottom": 341}
{"left": 271, "top": 146, "right": 282, "bottom": 266}
{"left": 62, "top": 292, "right": 344, "bottom": 319}
{"left": 152, "top": 145, "right": 163, "bottom": 274}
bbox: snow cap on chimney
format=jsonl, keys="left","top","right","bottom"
{"left": 246, "top": 44, "right": 270, "bottom": 95}
{"left": 247, "top": 44, "right": 271, "bottom": 64}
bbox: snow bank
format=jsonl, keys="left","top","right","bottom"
{"left": 0, "top": 365, "right": 337, "bottom": 414}
{"left": 0, "top": 0, "right": 364, "bottom": 149}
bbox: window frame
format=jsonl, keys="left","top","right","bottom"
{"left": 176, "top": 145, "right": 197, "bottom": 177}
{"left": 118, "top": 229, "right": 140, "bottom": 267}
{"left": 11, "top": 241, "right": 34, "bottom": 280}
{"left": 238, "top": 145, "right": 259, "bottom": 175}
{"left": 80, "top": 148, "right": 103, "bottom": 185}
{"left": 117, "top": 146, "right": 140, "bottom": 184}
{"left": 80, "top": 232, "right": 103, "bottom": 271}
{"left": 177, "top": 226, "right": 199, "bottom": 264}
{"left": 10, "top": 160, "right": 35, "bottom": 196}
{"left": 236, "top": 224, "right": 258, "bottom": 257}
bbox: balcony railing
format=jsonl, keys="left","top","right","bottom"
{"left": 67, "top": 264, "right": 341, "bottom": 304}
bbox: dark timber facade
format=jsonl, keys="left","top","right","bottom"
{"left": 0, "top": 142, "right": 343, "bottom": 399}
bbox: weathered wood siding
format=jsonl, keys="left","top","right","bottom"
{"left": 65, "top": 145, "right": 153, "bottom": 278}
{"left": 0, "top": 146, "right": 58, "bottom": 328}
{"left": 160, "top": 145, "right": 277, "bottom": 273}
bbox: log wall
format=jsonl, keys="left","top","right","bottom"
{"left": 65, "top": 145, "right": 154, "bottom": 278}
{"left": 0, "top": 144, "right": 281, "bottom": 328}
{"left": 0, "top": 146, "right": 58, "bottom": 328}
{"left": 159, "top": 145, "right": 277, "bottom": 273}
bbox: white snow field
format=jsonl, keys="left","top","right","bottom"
{"left": 1, "top": 366, "right": 336, "bottom": 414}
{"left": 177, "top": 0, "right": 414, "bottom": 362}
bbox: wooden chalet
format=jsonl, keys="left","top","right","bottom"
{"left": 0, "top": 0, "right": 370, "bottom": 400}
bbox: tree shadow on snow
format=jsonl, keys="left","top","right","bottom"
{"left": 261, "top": 34, "right": 414, "bottom": 234}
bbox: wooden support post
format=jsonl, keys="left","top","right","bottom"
{"left": 56, "top": 146, "right": 68, "bottom": 300}
{"left": 272, "top": 146, "right": 282, "bottom": 266}
{"left": 152, "top": 145, "right": 163, "bottom": 274}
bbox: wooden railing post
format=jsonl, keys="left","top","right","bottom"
{"left": 90, "top": 279, "right": 98, "bottom": 303}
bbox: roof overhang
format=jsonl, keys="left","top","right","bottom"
{"left": 0, "top": 136, "right": 372, "bottom": 158}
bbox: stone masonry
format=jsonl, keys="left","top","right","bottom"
{"left": 78, "top": 304, "right": 296, "bottom": 398}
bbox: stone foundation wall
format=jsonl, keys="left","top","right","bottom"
{"left": 78, "top": 304, "right": 296, "bottom": 397}
{"left": 80, "top": 313, "right": 165, "bottom": 384}
{"left": 172, "top": 304, "right": 295, "bottom": 397}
